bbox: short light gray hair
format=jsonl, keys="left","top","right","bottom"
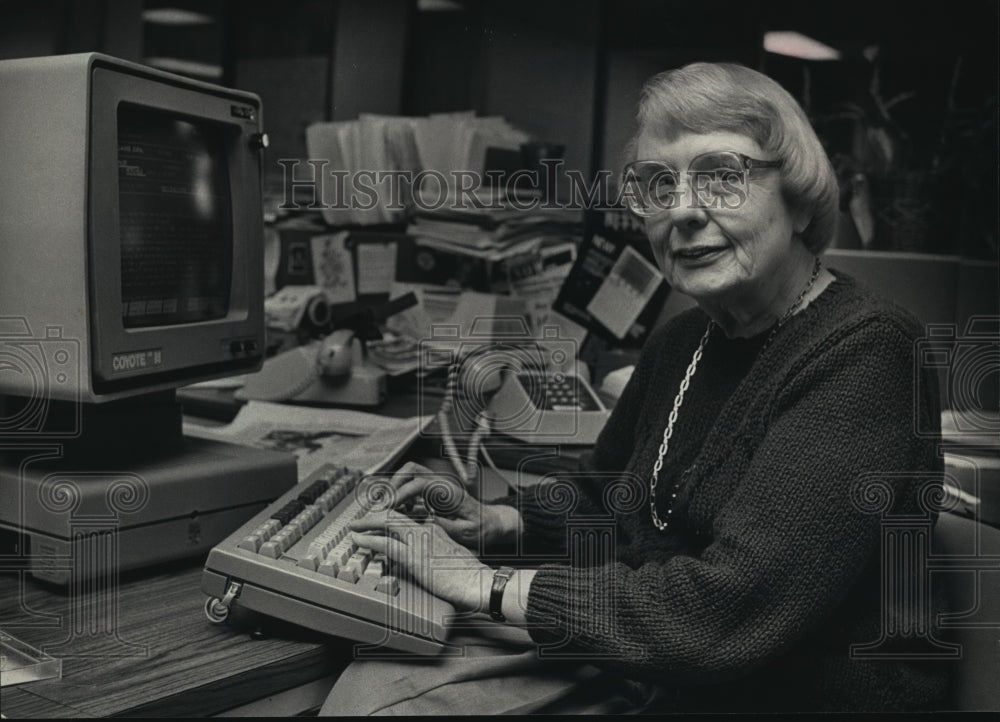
{"left": 630, "top": 62, "right": 840, "bottom": 254}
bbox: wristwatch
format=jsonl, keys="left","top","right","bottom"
{"left": 489, "top": 566, "right": 515, "bottom": 622}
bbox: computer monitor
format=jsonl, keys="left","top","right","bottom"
{"left": 0, "top": 53, "right": 296, "bottom": 584}
{"left": 0, "top": 53, "right": 267, "bottom": 410}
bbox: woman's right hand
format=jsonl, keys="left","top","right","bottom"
{"left": 354, "top": 461, "right": 520, "bottom": 550}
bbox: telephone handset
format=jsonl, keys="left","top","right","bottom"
{"left": 316, "top": 328, "right": 357, "bottom": 378}
{"left": 237, "top": 328, "right": 386, "bottom": 407}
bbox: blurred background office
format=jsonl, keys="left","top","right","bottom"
{"left": 2, "top": 0, "right": 995, "bottom": 253}
{"left": 2, "top": 0, "right": 995, "bottom": 363}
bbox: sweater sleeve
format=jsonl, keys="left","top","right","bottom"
{"left": 522, "top": 317, "right": 940, "bottom": 684}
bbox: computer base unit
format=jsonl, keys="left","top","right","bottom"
{"left": 0, "top": 436, "right": 297, "bottom": 586}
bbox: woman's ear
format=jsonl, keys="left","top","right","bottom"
{"left": 792, "top": 208, "right": 811, "bottom": 236}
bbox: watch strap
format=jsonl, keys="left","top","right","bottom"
{"left": 489, "top": 566, "right": 515, "bottom": 622}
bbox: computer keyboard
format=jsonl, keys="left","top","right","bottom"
{"left": 201, "top": 463, "right": 454, "bottom": 655}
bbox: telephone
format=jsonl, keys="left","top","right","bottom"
{"left": 487, "top": 369, "right": 610, "bottom": 445}
{"left": 237, "top": 329, "right": 387, "bottom": 407}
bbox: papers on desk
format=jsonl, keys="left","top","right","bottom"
{"left": 303, "top": 112, "right": 532, "bottom": 227}
{"left": 183, "top": 402, "right": 433, "bottom": 481}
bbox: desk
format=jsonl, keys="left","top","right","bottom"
{"left": 179, "top": 384, "right": 591, "bottom": 478}
{"left": 0, "top": 562, "right": 352, "bottom": 717}
{"left": 0, "top": 386, "right": 587, "bottom": 717}
{"left": 0, "top": 467, "right": 539, "bottom": 717}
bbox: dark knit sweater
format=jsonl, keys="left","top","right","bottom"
{"left": 495, "top": 271, "right": 952, "bottom": 713}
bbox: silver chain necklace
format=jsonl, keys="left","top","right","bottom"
{"left": 648, "top": 257, "right": 822, "bottom": 532}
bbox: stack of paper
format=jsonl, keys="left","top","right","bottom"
{"left": 413, "top": 113, "right": 529, "bottom": 181}
{"left": 407, "top": 204, "right": 582, "bottom": 262}
{"left": 305, "top": 111, "right": 539, "bottom": 228}
{"left": 305, "top": 115, "right": 421, "bottom": 226}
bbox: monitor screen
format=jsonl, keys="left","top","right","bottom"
{"left": 118, "top": 104, "right": 233, "bottom": 328}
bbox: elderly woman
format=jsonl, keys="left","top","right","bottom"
{"left": 323, "top": 62, "right": 950, "bottom": 715}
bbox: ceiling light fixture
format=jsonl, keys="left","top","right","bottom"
{"left": 764, "top": 31, "right": 841, "bottom": 61}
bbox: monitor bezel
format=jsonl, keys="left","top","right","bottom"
{"left": 88, "top": 61, "right": 265, "bottom": 396}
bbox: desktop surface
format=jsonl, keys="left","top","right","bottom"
{"left": 0, "top": 390, "right": 564, "bottom": 717}
{"left": 0, "top": 560, "right": 351, "bottom": 717}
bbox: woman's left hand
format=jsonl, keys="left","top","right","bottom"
{"left": 351, "top": 510, "right": 492, "bottom": 613}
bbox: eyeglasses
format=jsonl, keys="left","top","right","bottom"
{"left": 621, "top": 151, "right": 782, "bottom": 217}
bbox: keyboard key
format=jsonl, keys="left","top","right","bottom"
{"left": 375, "top": 575, "right": 399, "bottom": 596}
{"left": 349, "top": 551, "right": 371, "bottom": 571}
{"left": 291, "top": 508, "right": 320, "bottom": 536}
{"left": 317, "top": 559, "right": 340, "bottom": 578}
{"left": 297, "top": 479, "right": 330, "bottom": 505}
{"left": 251, "top": 520, "right": 277, "bottom": 541}
{"left": 308, "top": 538, "right": 333, "bottom": 558}
{"left": 271, "top": 499, "right": 306, "bottom": 525}
{"left": 237, "top": 534, "right": 262, "bottom": 552}
{"left": 259, "top": 540, "right": 282, "bottom": 559}
{"left": 317, "top": 490, "right": 339, "bottom": 511}
{"left": 305, "top": 509, "right": 319, "bottom": 527}
{"left": 297, "top": 552, "right": 321, "bottom": 571}
{"left": 337, "top": 566, "right": 359, "bottom": 583}
{"left": 330, "top": 541, "right": 356, "bottom": 566}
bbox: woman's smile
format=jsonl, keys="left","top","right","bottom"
{"left": 671, "top": 244, "right": 730, "bottom": 264}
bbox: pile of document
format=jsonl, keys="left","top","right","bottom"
{"left": 407, "top": 204, "right": 580, "bottom": 259}
{"left": 304, "top": 111, "right": 535, "bottom": 227}
{"left": 305, "top": 114, "right": 421, "bottom": 226}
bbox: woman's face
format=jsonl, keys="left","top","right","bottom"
{"left": 635, "top": 130, "right": 804, "bottom": 305}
